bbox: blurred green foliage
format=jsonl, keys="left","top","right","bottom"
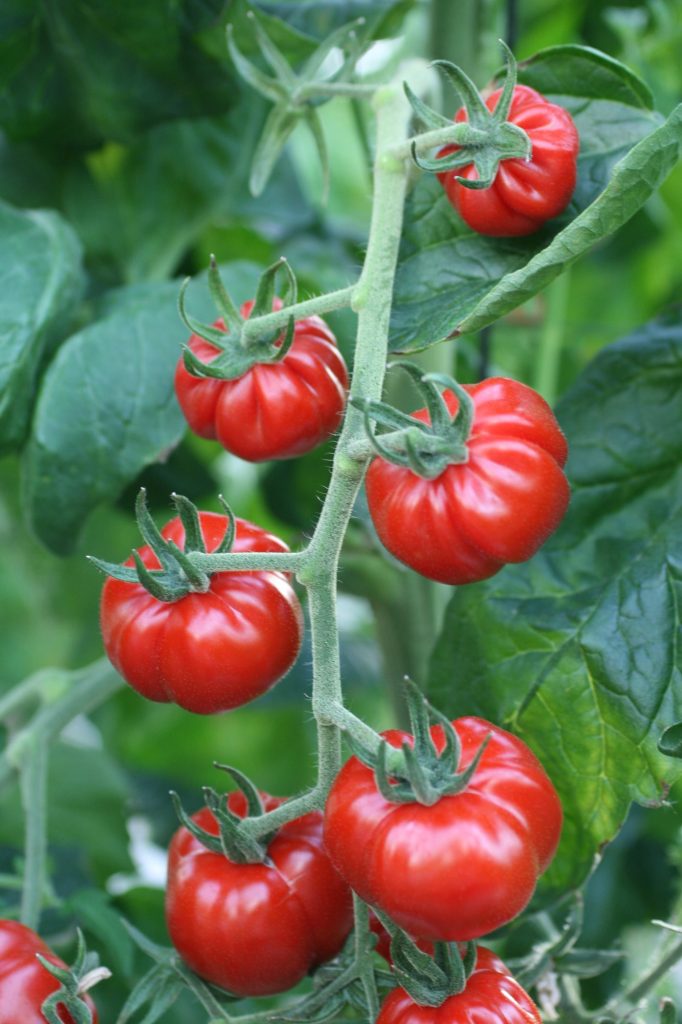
{"left": 0, "top": 1, "right": 681, "bottom": 1020}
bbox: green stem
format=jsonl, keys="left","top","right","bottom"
{"left": 0, "top": 669, "right": 62, "bottom": 721}
{"left": 238, "top": 81, "right": 415, "bottom": 843}
{"left": 604, "top": 936, "right": 682, "bottom": 1016}
{"left": 191, "top": 551, "right": 305, "bottom": 574}
{"left": 0, "top": 660, "right": 123, "bottom": 791}
{"left": 534, "top": 270, "right": 571, "bottom": 405}
{"left": 240, "top": 284, "right": 356, "bottom": 343}
{"left": 297, "top": 81, "right": 378, "bottom": 101}
{"left": 19, "top": 737, "right": 48, "bottom": 931}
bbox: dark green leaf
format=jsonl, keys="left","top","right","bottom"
{"left": 0, "top": 1, "right": 237, "bottom": 147}
{"left": 63, "top": 102, "right": 309, "bottom": 284}
{"left": 0, "top": 200, "right": 84, "bottom": 452}
{"left": 251, "top": 1, "right": 415, "bottom": 41}
{"left": 428, "top": 311, "right": 682, "bottom": 894}
{"left": 516, "top": 45, "right": 654, "bottom": 109}
{"left": 391, "top": 47, "right": 682, "bottom": 352}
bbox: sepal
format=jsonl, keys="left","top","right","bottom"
{"left": 89, "top": 490, "right": 233, "bottom": 603}
{"left": 354, "top": 362, "right": 473, "bottom": 478}
{"left": 405, "top": 41, "right": 532, "bottom": 190}
{"left": 39, "top": 930, "right": 109, "bottom": 1024}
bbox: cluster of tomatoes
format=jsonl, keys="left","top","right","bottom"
{"left": 1, "top": 80, "right": 579, "bottom": 1024}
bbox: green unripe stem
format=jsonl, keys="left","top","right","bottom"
{"left": 242, "top": 80, "right": 415, "bottom": 841}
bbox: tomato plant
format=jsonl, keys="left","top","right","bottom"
{"left": 174, "top": 300, "right": 348, "bottom": 462}
{"left": 0, "top": 921, "right": 97, "bottom": 1024}
{"left": 1, "top": 4, "right": 681, "bottom": 1024}
{"left": 437, "top": 84, "right": 579, "bottom": 237}
{"left": 365, "top": 377, "right": 569, "bottom": 584}
{"left": 376, "top": 946, "right": 541, "bottom": 1024}
{"left": 324, "top": 716, "right": 562, "bottom": 942}
{"left": 100, "top": 511, "right": 303, "bottom": 714}
{"left": 165, "top": 790, "right": 353, "bottom": 996}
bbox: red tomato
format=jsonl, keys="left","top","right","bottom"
{"left": 324, "top": 717, "right": 562, "bottom": 942}
{"left": 0, "top": 920, "right": 97, "bottom": 1024}
{"left": 365, "top": 377, "right": 569, "bottom": 585}
{"left": 100, "top": 512, "right": 303, "bottom": 714}
{"left": 376, "top": 945, "right": 541, "bottom": 1024}
{"left": 438, "top": 84, "right": 579, "bottom": 236}
{"left": 174, "top": 300, "right": 349, "bottom": 462}
{"left": 165, "top": 790, "right": 353, "bottom": 997}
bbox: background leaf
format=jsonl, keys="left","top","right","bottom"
{"left": 428, "top": 309, "right": 682, "bottom": 894}
{"left": 21, "top": 262, "right": 259, "bottom": 554}
{"left": 390, "top": 46, "right": 681, "bottom": 352}
{"left": 0, "top": 199, "right": 84, "bottom": 452}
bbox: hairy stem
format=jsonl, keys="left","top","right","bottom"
{"left": 240, "top": 284, "right": 356, "bottom": 342}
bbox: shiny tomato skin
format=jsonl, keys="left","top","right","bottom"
{"left": 438, "top": 84, "right": 579, "bottom": 237}
{"left": 165, "top": 791, "right": 353, "bottom": 997}
{"left": 100, "top": 512, "right": 303, "bottom": 714}
{"left": 365, "top": 378, "right": 569, "bottom": 585}
{"left": 376, "top": 945, "right": 541, "bottom": 1024}
{"left": 0, "top": 920, "right": 98, "bottom": 1024}
{"left": 174, "top": 300, "right": 349, "bottom": 462}
{"left": 324, "top": 717, "right": 562, "bottom": 943}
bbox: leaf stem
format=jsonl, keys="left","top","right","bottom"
{"left": 19, "top": 737, "right": 48, "bottom": 931}
{"left": 297, "top": 81, "right": 378, "bottom": 100}
{"left": 240, "top": 284, "right": 356, "bottom": 342}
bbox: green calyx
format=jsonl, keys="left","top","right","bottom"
{"left": 405, "top": 40, "right": 531, "bottom": 189}
{"left": 171, "top": 763, "right": 274, "bottom": 865}
{"left": 352, "top": 361, "right": 475, "bottom": 479}
{"left": 39, "top": 930, "right": 110, "bottom": 1024}
{"left": 228, "top": 13, "right": 369, "bottom": 197}
{"left": 179, "top": 256, "right": 298, "bottom": 381}
{"left": 391, "top": 930, "right": 477, "bottom": 1007}
{"left": 351, "top": 679, "right": 490, "bottom": 807}
{"left": 88, "top": 489, "right": 234, "bottom": 603}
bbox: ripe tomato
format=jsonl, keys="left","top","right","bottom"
{"left": 0, "top": 920, "right": 97, "bottom": 1024}
{"left": 165, "top": 790, "right": 353, "bottom": 997}
{"left": 376, "top": 945, "right": 541, "bottom": 1024}
{"left": 324, "top": 717, "right": 562, "bottom": 942}
{"left": 100, "top": 511, "right": 303, "bottom": 714}
{"left": 365, "top": 377, "right": 569, "bottom": 585}
{"left": 174, "top": 300, "right": 349, "bottom": 462}
{"left": 438, "top": 84, "right": 579, "bottom": 236}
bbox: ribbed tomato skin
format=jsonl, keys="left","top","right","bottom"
{"left": 438, "top": 84, "right": 579, "bottom": 237}
{"left": 100, "top": 512, "right": 303, "bottom": 714}
{"left": 165, "top": 791, "right": 353, "bottom": 997}
{"left": 365, "top": 377, "right": 569, "bottom": 585}
{"left": 0, "top": 920, "right": 98, "bottom": 1024}
{"left": 324, "top": 717, "right": 562, "bottom": 943}
{"left": 174, "top": 300, "right": 348, "bottom": 462}
{"left": 376, "top": 945, "right": 541, "bottom": 1024}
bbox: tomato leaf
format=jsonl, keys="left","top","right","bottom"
{"left": 0, "top": 200, "right": 84, "bottom": 453}
{"left": 21, "top": 264, "right": 259, "bottom": 555}
{"left": 427, "top": 310, "right": 682, "bottom": 895}
{"left": 391, "top": 47, "right": 682, "bottom": 352}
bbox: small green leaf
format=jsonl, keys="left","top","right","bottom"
{"left": 249, "top": 102, "right": 301, "bottom": 197}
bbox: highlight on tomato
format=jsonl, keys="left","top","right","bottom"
{"left": 362, "top": 369, "right": 569, "bottom": 585}
{"left": 439, "top": 83, "right": 579, "bottom": 237}
{"left": 175, "top": 298, "right": 348, "bottom": 462}
{"left": 99, "top": 503, "right": 303, "bottom": 714}
{"left": 324, "top": 714, "right": 562, "bottom": 943}
{"left": 165, "top": 788, "right": 353, "bottom": 997}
